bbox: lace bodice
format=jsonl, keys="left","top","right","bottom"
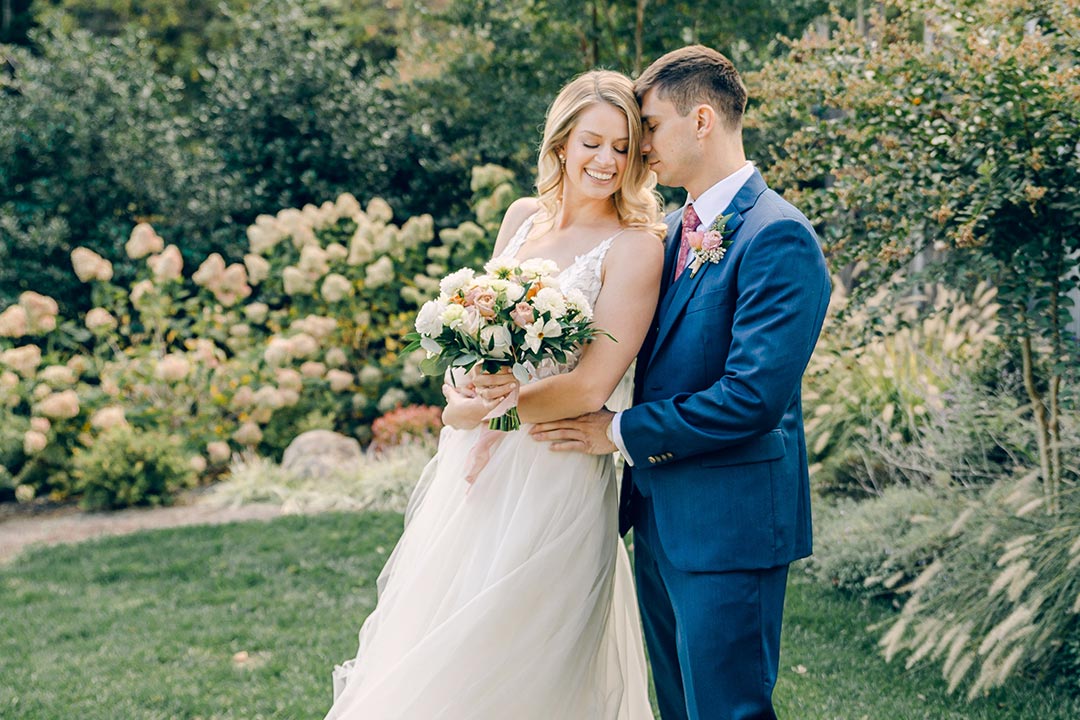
{"left": 499, "top": 213, "right": 620, "bottom": 311}
{"left": 498, "top": 213, "right": 626, "bottom": 385}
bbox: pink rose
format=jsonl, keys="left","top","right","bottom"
{"left": 685, "top": 231, "right": 705, "bottom": 251}
{"left": 510, "top": 302, "right": 535, "bottom": 328}
{"left": 701, "top": 230, "right": 724, "bottom": 252}
{"left": 472, "top": 290, "right": 498, "bottom": 319}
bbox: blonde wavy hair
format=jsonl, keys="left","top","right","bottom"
{"left": 536, "top": 70, "right": 667, "bottom": 240}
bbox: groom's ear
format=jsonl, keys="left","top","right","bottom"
{"left": 694, "top": 104, "right": 719, "bottom": 139}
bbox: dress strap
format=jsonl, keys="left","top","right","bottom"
{"left": 589, "top": 228, "right": 627, "bottom": 279}
{"left": 499, "top": 212, "right": 538, "bottom": 259}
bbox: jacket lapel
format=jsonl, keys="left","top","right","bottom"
{"left": 648, "top": 170, "right": 767, "bottom": 365}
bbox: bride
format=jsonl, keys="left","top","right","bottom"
{"left": 325, "top": 69, "right": 666, "bottom": 720}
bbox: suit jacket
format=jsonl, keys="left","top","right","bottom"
{"left": 618, "top": 169, "right": 830, "bottom": 573}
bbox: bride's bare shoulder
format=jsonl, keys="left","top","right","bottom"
{"left": 492, "top": 198, "right": 543, "bottom": 256}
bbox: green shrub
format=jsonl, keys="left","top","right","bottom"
{"left": 72, "top": 426, "right": 193, "bottom": 510}
{"left": 811, "top": 485, "right": 964, "bottom": 594}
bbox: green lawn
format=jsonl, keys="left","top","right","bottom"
{"left": 1, "top": 512, "right": 1077, "bottom": 719}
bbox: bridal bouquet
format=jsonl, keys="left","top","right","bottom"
{"left": 404, "top": 257, "right": 606, "bottom": 431}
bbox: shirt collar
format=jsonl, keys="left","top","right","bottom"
{"left": 683, "top": 161, "right": 755, "bottom": 231}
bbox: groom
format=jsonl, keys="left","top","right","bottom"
{"left": 531, "top": 46, "right": 830, "bottom": 719}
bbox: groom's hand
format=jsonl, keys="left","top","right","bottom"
{"left": 530, "top": 410, "right": 616, "bottom": 455}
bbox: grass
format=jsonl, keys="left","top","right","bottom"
{"left": 1, "top": 512, "right": 1078, "bottom": 719}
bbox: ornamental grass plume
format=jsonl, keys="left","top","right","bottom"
{"left": 70, "top": 247, "right": 113, "bottom": 283}
{"left": 126, "top": 223, "right": 165, "bottom": 259}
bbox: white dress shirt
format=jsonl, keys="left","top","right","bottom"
{"left": 610, "top": 162, "right": 756, "bottom": 466}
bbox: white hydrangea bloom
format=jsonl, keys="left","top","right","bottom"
{"left": 244, "top": 302, "right": 269, "bottom": 324}
{"left": 244, "top": 254, "right": 271, "bottom": 285}
{"left": 71, "top": 247, "right": 114, "bottom": 283}
{"left": 35, "top": 389, "right": 80, "bottom": 419}
{"left": 148, "top": 245, "right": 183, "bottom": 282}
{"left": 321, "top": 273, "right": 353, "bottom": 302}
{"left": 155, "top": 354, "right": 191, "bottom": 382}
{"left": 126, "top": 223, "right": 165, "bottom": 259}
{"left": 282, "top": 266, "right": 316, "bottom": 296}
{"left": 90, "top": 406, "right": 127, "bottom": 430}
{"left": 326, "top": 369, "right": 354, "bottom": 392}
{"left": 0, "top": 306, "right": 28, "bottom": 338}
{"left": 365, "top": 256, "right": 395, "bottom": 288}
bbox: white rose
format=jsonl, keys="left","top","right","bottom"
{"left": 415, "top": 300, "right": 446, "bottom": 336}
{"left": 147, "top": 245, "right": 183, "bottom": 282}
{"left": 71, "top": 247, "right": 114, "bottom": 283}
{"left": 439, "top": 268, "right": 475, "bottom": 297}
{"left": 480, "top": 325, "right": 513, "bottom": 359}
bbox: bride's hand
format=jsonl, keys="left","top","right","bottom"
{"left": 442, "top": 383, "right": 500, "bottom": 430}
{"left": 471, "top": 367, "right": 519, "bottom": 403}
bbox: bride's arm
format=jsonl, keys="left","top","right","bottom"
{"left": 515, "top": 230, "right": 663, "bottom": 424}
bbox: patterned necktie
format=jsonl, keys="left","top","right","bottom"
{"left": 675, "top": 203, "right": 701, "bottom": 280}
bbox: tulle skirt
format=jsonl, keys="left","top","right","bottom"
{"left": 325, "top": 423, "right": 651, "bottom": 720}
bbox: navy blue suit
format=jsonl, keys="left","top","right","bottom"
{"left": 618, "top": 169, "right": 830, "bottom": 719}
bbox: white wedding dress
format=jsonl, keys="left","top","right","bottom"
{"left": 325, "top": 215, "right": 652, "bottom": 720}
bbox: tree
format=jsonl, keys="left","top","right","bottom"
{"left": 0, "top": 23, "right": 198, "bottom": 313}
{"left": 751, "top": 0, "right": 1080, "bottom": 508}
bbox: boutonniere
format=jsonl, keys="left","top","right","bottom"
{"left": 685, "top": 212, "right": 735, "bottom": 278}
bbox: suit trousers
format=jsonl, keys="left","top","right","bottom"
{"left": 632, "top": 495, "right": 788, "bottom": 720}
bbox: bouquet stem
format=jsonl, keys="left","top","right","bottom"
{"left": 488, "top": 407, "right": 521, "bottom": 432}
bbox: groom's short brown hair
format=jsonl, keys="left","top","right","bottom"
{"left": 634, "top": 45, "right": 747, "bottom": 129}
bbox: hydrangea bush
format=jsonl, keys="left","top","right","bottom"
{"left": 0, "top": 165, "right": 517, "bottom": 504}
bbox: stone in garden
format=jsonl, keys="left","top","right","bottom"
{"left": 282, "top": 430, "right": 362, "bottom": 480}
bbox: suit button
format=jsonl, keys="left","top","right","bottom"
{"left": 648, "top": 456, "right": 657, "bottom": 464}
